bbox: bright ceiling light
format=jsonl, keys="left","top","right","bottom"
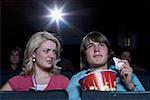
{"left": 51, "top": 9, "right": 62, "bottom": 21}
{"left": 44, "top": 4, "right": 77, "bottom": 32}
{"left": 48, "top": 6, "right": 65, "bottom": 25}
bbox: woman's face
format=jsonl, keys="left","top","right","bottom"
{"left": 121, "top": 51, "right": 131, "bottom": 63}
{"left": 10, "top": 51, "right": 20, "bottom": 64}
{"left": 34, "top": 40, "right": 57, "bottom": 69}
{"left": 85, "top": 40, "right": 109, "bottom": 68}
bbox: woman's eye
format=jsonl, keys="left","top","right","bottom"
{"left": 43, "top": 49, "right": 50, "bottom": 53}
{"left": 53, "top": 50, "right": 57, "bottom": 54}
{"left": 43, "top": 50, "right": 47, "bottom": 53}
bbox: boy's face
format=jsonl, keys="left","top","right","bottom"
{"left": 85, "top": 40, "right": 109, "bottom": 68}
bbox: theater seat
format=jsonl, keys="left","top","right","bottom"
{"left": 138, "top": 75, "right": 150, "bottom": 91}
{"left": 82, "top": 91, "right": 150, "bottom": 100}
{"left": 0, "top": 90, "right": 68, "bottom": 100}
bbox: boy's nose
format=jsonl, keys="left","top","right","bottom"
{"left": 94, "top": 45, "right": 100, "bottom": 52}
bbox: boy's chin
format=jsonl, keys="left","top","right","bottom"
{"left": 91, "top": 63, "right": 107, "bottom": 68}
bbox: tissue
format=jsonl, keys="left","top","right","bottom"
{"left": 113, "top": 57, "right": 124, "bottom": 70}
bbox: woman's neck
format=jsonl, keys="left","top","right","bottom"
{"left": 34, "top": 65, "right": 51, "bottom": 79}
{"left": 11, "top": 64, "right": 17, "bottom": 70}
{"left": 33, "top": 66, "right": 52, "bottom": 86}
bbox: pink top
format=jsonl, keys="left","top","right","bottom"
{"left": 8, "top": 74, "right": 69, "bottom": 91}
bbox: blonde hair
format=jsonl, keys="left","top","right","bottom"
{"left": 21, "top": 31, "right": 61, "bottom": 75}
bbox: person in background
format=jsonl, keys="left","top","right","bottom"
{"left": 67, "top": 31, "right": 145, "bottom": 100}
{"left": 7, "top": 47, "right": 23, "bottom": 73}
{"left": 0, "top": 47, "right": 23, "bottom": 87}
{"left": 120, "top": 47, "right": 146, "bottom": 73}
{"left": 0, "top": 31, "right": 69, "bottom": 91}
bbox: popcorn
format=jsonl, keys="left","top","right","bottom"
{"left": 89, "top": 86, "right": 95, "bottom": 90}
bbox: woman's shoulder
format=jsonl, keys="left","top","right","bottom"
{"left": 9, "top": 75, "right": 32, "bottom": 82}
{"left": 7, "top": 75, "right": 32, "bottom": 91}
{"left": 53, "top": 74, "right": 69, "bottom": 81}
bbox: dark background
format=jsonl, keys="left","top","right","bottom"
{"left": 1, "top": 0, "right": 150, "bottom": 71}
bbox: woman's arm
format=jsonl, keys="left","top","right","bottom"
{"left": 0, "top": 82, "right": 13, "bottom": 91}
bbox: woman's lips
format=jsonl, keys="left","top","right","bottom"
{"left": 47, "top": 60, "right": 53, "bottom": 64}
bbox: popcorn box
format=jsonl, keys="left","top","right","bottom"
{"left": 79, "top": 69, "right": 117, "bottom": 91}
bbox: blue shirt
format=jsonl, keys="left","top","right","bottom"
{"left": 66, "top": 65, "right": 145, "bottom": 100}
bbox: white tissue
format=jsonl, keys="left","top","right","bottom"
{"left": 113, "top": 57, "right": 124, "bottom": 70}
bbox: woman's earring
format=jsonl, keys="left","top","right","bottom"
{"left": 32, "top": 58, "right": 36, "bottom": 62}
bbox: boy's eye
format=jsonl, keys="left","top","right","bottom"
{"left": 87, "top": 44, "right": 94, "bottom": 49}
{"left": 100, "top": 43, "right": 106, "bottom": 47}
{"left": 100, "top": 44, "right": 104, "bottom": 46}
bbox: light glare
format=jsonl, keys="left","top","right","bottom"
{"left": 49, "top": 7, "right": 64, "bottom": 24}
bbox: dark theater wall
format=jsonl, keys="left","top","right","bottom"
{"left": 1, "top": 0, "right": 150, "bottom": 70}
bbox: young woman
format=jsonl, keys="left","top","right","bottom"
{"left": 1, "top": 31, "right": 69, "bottom": 91}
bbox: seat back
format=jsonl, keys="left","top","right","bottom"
{"left": 138, "top": 75, "right": 150, "bottom": 91}
{"left": 82, "top": 91, "right": 150, "bottom": 100}
{"left": 0, "top": 90, "right": 68, "bottom": 100}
